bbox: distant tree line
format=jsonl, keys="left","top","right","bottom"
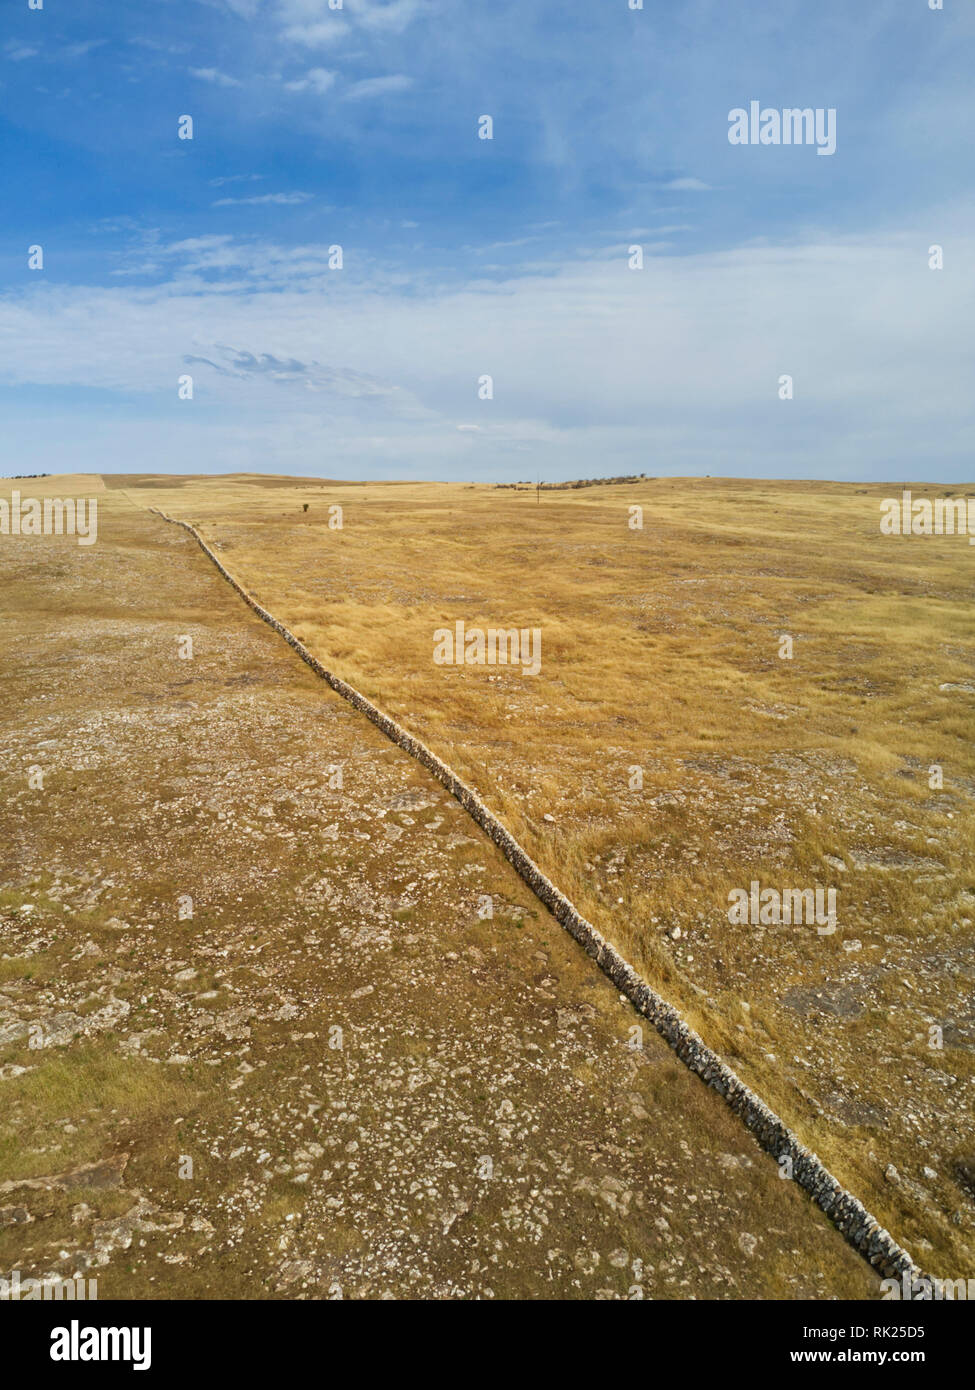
{"left": 495, "top": 474, "right": 650, "bottom": 490}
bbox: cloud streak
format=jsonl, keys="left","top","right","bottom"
{"left": 284, "top": 67, "right": 337, "bottom": 93}
{"left": 190, "top": 66, "right": 243, "bottom": 86}
{"left": 344, "top": 74, "right": 412, "bottom": 99}
{"left": 211, "top": 192, "right": 314, "bottom": 206}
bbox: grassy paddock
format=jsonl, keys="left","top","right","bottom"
{"left": 120, "top": 472, "right": 975, "bottom": 1274}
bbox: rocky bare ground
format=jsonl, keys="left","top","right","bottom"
{"left": 0, "top": 491, "right": 877, "bottom": 1298}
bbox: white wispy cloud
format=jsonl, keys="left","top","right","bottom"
{"left": 212, "top": 192, "right": 314, "bottom": 206}
{"left": 59, "top": 40, "right": 109, "bottom": 60}
{"left": 344, "top": 74, "right": 412, "bottom": 100}
{"left": 5, "top": 42, "right": 38, "bottom": 62}
{"left": 280, "top": 20, "right": 349, "bottom": 46}
{"left": 352, "top": 0, "right": 434, "bottom": 35}
{"left": 273, "top": 0, "right": 433, "bottom": 47}
{"left": 4, "top": 36, "right": 107, "bottom": 63}
{"left": 284, "top": 67, "right": 336, "bottom": 93}
{"left": 191, "top": 66, "right": 243, "bottom": 87}
{"left": 209, "top": 174, "right": 265, "bottom": 187}
{"left": 130, "top": 37, "right": 191, "bottom": 55}
{"left": 277, "top": 0, "right": 351, "bottom": 49}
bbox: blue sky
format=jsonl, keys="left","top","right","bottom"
{"left": 1, "top": 0, "right": 972, "bottom": 481}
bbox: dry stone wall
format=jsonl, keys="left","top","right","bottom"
{"left": 152, "top": 506, "right": 922, "bottom": 1285}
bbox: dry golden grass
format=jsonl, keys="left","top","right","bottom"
{"left": 0, "top": 478, "right": 885, "bottom": 1298}
{"left": 121, "top": 470, "right": 975, "bottom": 1276}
